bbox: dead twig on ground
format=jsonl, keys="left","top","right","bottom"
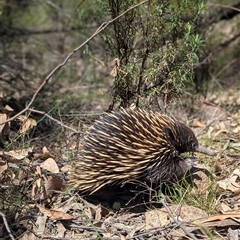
{"left": 159, "top": 197, "right": 199, "bottom": 240}
{"left": 0, "top": 211, "right": 15, "bottom": 240}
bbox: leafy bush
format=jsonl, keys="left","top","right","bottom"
{"left": 96, "top": 0, "right": 204, "bottom": 110}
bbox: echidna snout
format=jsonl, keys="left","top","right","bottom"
{"left": 69, "top": 108, "right": 215, "bottom": 194}
{"left": 195, "top": 145, "right": 216, "bottom": 156}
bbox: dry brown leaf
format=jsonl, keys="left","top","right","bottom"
{"left": 42, "top": 146, "right": 49, "bottom": 153}
{"left": 37, "top": 204, "right": 74, "bottom": 220}
{"left": 233, "top": 126, "right": 240, "bottom": 133}
{"left": 110, "top": 65, "right": 118, "bottom": 77}
{"left": 31, "top": 178, "right": 42, "bottom": 200}
{"left": 34, "top": 214, "right": 47, "bottom": 236}
{"left": 110, "top": 58, "right": 120, "bottom": 77}
{"left": 120, "top": 234, "right": 126, "bottom": 240}
{"left": 196, "top": 212, "right": 240, "bottom": 224}
{"left": 91, "top": 204, "right": 102, "bottom": 221}
{"left": 17, "top": 115, "right": 37, "bottom": 134}
{"left": 32, "top": 147, "right": 54, "bottom": 160}
{"left": 0, "top": 105, "right": 12, "bottom": 136}
{"left": 36, "top": 165, "right": 42, "bottom": 176}
{"left": 233, "top": 189, "right": 240, "bottom": 200}
{"left": 0, "top": 154, "right": 24, "bottom": 164}
{"left": 220, "top": 202, "right": 232, "bottom": 212}
{"left": 40, "top": 157, "right": 59, "bottom": 173}
{"left": 61, "top": 164, "right": 71, "bottom": 173}
{"left": 18, "top": 215, "right": 47, "bottom": 240}
{"left": 191, "top": 119, "right": 206, "bottom": 128}
{"left": 195, "top": 219, "right": 240, "bottom": 228}
{"left": 4, "top": 105, "right": 13, "bottom": 113}
{"left": 217, "top": 169, "right": 240, "bottom": 192}
{"left": 0, "top": 158, "right": 8, "bottom": 174}
{"left": 219, "top": 122, "right": 226, "bottom": 130}
{"left": 214, "top": 129, "right": 229, "bottom": 137}
{"left": 55, "top": 222, "right": 67, "bottom": 238}
{"left": 145, "top": 205, "right": 207, "bottom": 230}
{"left": 44, "top": 176, "right": 64, "bottom": 198}
{"left": 32, "top": 175, "right": 64, "bottom": 201}
{"left": 0, "top": 147, "right": 33, "bottom": 160}
{"left": 40, "top": 152, "right": 54, "bottom": 160}
{"left": 0, "top": 113, "right": 8, "bottom": 133}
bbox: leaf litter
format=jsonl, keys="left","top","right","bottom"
{"left": 0, "top": 89, "right": 239, "bottom": 239}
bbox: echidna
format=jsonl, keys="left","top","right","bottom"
{"left": 69, "top": 108, "right": 215, "bottom": 194}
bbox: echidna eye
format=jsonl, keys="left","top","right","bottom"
{"left": 192, "top": 142, "right": 198, "bottom": 149}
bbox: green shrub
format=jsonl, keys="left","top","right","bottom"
{"left": 97, "top": 0, "right": 205, "bottom": 110}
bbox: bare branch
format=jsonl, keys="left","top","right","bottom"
{"left": 28, "top": 108, "right": 82, "bottom": 133}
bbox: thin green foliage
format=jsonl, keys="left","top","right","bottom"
{"left": 97, "top": 0, "right": 205, "bottom": 109}
{"left": 161, "top": 174, "right": 219, "bottom": 215}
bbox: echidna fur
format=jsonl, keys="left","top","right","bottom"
{"left": 69, "top": 108, "right": 215, "bottom": 194}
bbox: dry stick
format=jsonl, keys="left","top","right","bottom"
{"left": 196, "top": 113, "right": 226, "bottom": 137}
{"left": 0, "top": 211, "right": 15, "bottom": 240}
{"left": 0, "top": 0, "right": 149, "bottom": 126}
{"left": 195, "top": 103, "right": 224, "bottom": 137}
{"left": 207, "top": 3, "right": 240, "bottom": 13}
{"left": 159, "top": 198, "right": 199, "bottom": 240}
{"left": 29, "top": 108, "right": 81, "bottom": 133}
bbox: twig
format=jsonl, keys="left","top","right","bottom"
{"left": 0, "top": 0, "right": 149, "bottom": 126}
{"left": 207, "top": 3, "right": 240, "bottom": 13}
{"left": 60, "top": 112, "right": 103, "bottom": 117}
{"left": 211, "top": 58, "right": 238, "bottom": 81}
{"left": 196, "top": 112, "right": 226, "bottom": 137}
{"left": 136, "top": 1, "right": 151, "bottom": 107}
{"left": 159, "top": 197, "right": 199, "bottom": 240}
{"left": 0, "top": 211, "right": 15, "bottom": 240}
{"left": 28, "top": 108, "right": 81, "bottom": 133}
